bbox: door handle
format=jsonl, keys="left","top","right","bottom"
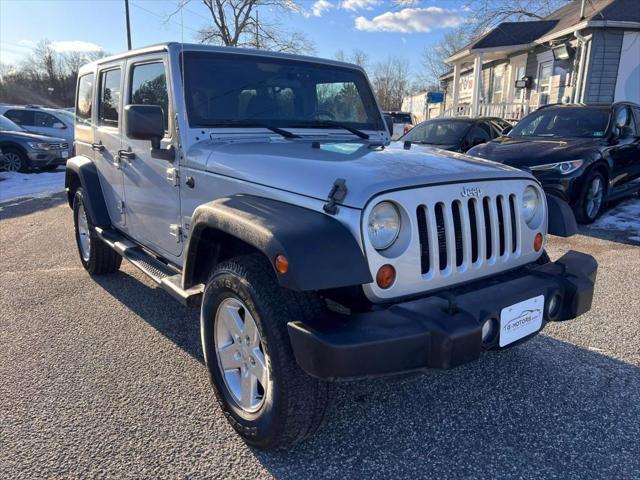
{"left": 117, "top": 149, "right": 136, "bottom": 161}
{"left": 91, "top": 142, "right": 104, "bottom": 152}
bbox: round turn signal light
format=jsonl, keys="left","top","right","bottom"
{"left": 376, "top": 264, "right": 396, "bottom": 289}
{"left": 274, "top": 254, "right": 289, "bottom": 274}
{"left": 534, "top": 232, "right": 544, "bottom": 252}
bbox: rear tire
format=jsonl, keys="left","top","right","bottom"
{"left": 73, "top": 188, "right": 122, "bottom": 275}
{"left": 574, "top": 170, "right": 606, "bottom": 224}
{"left": 200, "top": 254, "right": 331, "bottom": 450}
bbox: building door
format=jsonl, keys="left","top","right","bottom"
{"left": 537, "top": 61, "right": 553, "bottom": 106}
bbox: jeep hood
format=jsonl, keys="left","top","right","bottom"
{"left": 192, "top": 139, "right": 531, "bottom": 209}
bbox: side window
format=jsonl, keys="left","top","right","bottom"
{"left": 99, "top": 68, "right": 122, "bottom": 127}
{"left": 633, "top": 108, "right": 640, "bottom": 134}
{"left": 130, "top": 62, "right": 169, "bottom": 131}
{"left": 5, "top": 109, "right": 35, "bottom": 126}
{"left": 77, "top": 73, "right": 95, "bottom": 125}
{"left": 34, "top": 111, "right": 61, "bottom": 128}
{"left": 468, "top": 126, "right": 490, "bottom": 142}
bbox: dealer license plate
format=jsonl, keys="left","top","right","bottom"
{"left": 61, "top": 150, "right": 69, "bottom": 159}
{"left": 499, "top": 295, "right": 544, "bottom": 347}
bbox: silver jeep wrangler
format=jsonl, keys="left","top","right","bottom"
{"left": 66, "top": 43, "right": 597, "bottom": 450}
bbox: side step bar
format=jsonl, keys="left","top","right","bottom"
{"left": 94, "top": 227, "right": 204, "bottom": 307}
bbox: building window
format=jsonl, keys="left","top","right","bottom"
{"left": 537, "top": 60, "right": 553, "bottom": 104}
{"left": 513, "top": 64, "right": 526, "bottom": 101}
{"left": 490, "top": 66, "right": 504, "bottom": 104}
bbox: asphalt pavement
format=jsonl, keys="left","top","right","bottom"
{"left": 1, "top": 193, "right": 639, "bottom": 479}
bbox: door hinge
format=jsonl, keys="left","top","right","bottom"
{"left": 166, "top": 167, "right": 179, "bottom": 187}
{"left": 169, "top": 224, "right": 183, "bottom": 243}
{"left": 118, "top": 201, "right": 125, "bottom": 214}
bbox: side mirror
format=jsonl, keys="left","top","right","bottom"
{"left": 125, "top": 104, "right": 164, "bottom": 148}
{"left": 383, "top": 114, "right": 394, "bottom": 136}
{"left": 501, "top": 125, "right": 512, "bottom": 135}
{"left": 53, "top": 122, "right": 66, "bottom": 129}
{"left": 618, "top": 125, "right": 633, "bottom": 139}
{"left": 125, "top": 104, "right": 174, "bottom": 160}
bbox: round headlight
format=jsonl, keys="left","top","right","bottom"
{"left": 368, "top": 201, "right": 401, "bottom": 250}
{"left": 522, "top": 186, "right": 540, "bottom": 226}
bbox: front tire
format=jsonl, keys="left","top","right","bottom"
{"left": 574, "top": 170, "right": 606, "bottom": 224}
{"left": 73, "top": 188, "right": 122, "bottom": 274}
{"left": 201, "top": 254, "right": 331, "bottom": 450}
{"left": 1, "top": 147, "right": 28, "bottom": 172}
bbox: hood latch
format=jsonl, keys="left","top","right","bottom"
{"left": 323, "top": 178, "right": 347, "bottom": 215}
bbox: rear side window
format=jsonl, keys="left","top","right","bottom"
{"left": 34, "top": 111, "right": 61, "bottom": 128}
{"left": 76, "top": 73, "right": 95, "bottom": 125}
{"left": 468, "top": 126, "right": 491, "bottom": 142}
{"left": 4, "top": 109, "right": 35, "bottom": 126}
{"left": 99, "top": 68, "right": 122, "bottom": 127}
{"left": 130, "top": 62, "right": 169, "bottom": 131}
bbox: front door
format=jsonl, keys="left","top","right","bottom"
{"left": 121, "top": 54, "right": 182, "bottom": 258}
{"left": 93, "top": 63, "right": 126, "bottom": 228}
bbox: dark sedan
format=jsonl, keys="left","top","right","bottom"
{"left": 468, "top": 103, "right": 640, "bottom": 223}
{"left": 0, "top": 115, "right": 69, "bottom": 172}
{"left": 399, "top": 117, "right": 512, "bottom": 152}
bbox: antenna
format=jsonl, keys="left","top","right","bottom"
{"left": 124, "top": 0, "right": 132, "bottom": 50}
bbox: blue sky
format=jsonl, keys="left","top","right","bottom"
{"left": 0, "top": 0, "right": 468, "bottom": 75}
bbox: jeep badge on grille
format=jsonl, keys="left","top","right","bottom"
{"left": 461, "top": 186, "right": 482, "bottom": 197}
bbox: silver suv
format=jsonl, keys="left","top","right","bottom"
{"left": 65, "top": 43, "right": 597, "bottom": 450}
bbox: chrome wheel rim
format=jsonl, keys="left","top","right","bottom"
{"left": 214, "top": 297, "right": 269, "bottom": 413}
{"left": 586, "top": 176, "right": 604, "bottom": 219}
{"left": 2, "top": 152, "right": 22, "bottom": 172}
{"left": 77, "top": 203, "right": 91, "bottom": 262}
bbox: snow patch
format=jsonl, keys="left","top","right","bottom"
{"left": 588, "top": 198, "right": 640, "bottom": 235}
{"left": 0, "top": 169, "right": 66, "bottom": 203}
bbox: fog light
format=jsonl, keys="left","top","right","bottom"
{"left": 534, "top": 232, "right": 544, "bottom": 252}
{"left": 547, "top": 293, "right": 561, "bottom": 317}
{"left": 481, "top": 318, "right": 498, "bottom": 345}
{"left": 376, "top": 264, "right": 396, "bottom": 289}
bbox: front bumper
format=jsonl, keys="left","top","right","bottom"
{"left": 27, "top": 149, "right": 68, "bottom": 167}
{"left": 288, "top": 251, "right": 597, "bottom": 380}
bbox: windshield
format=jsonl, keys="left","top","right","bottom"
{"left": 401, "top": 120, "right": 472, "bottom": 145}
{"left": 0, "top": 115, "right": 25, "bottom": 132}
{"left": 183, "top": 52, "right": 382, "bottom": 131}
{"left": 510, "top": 107, "right": 610, "bottom": 138}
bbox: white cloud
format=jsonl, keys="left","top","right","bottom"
{"left": 312, "top": 0, "right": 334, "bottom": 17}
{"left": 355, "top": 7, "right": 464, "bottom": 33}
{"left": 49, "top": 41, "right": 103, "bottom": 53}
{"left": 18, "top": 39, "right": 35, "bottom": 47}
{"left": 341, "top": 0, "right": 380, "bottom": 10}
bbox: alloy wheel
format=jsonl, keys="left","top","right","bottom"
{"left": 585, "top": 176, "right": 604, "bottom": 219}
{"left": 76, "top": 203, "right": 91, "bottom": 262}
{"left": 214, "top": 297, "right": 269, "bottom": 413}
{"left": 2, "top": 152, "right": 23, "bottom": 172}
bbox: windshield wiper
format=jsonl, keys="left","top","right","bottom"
{"left": 306, "top": 121, "right": 370, "bottom": 140}
{"left": 207, "top": 121, "right": 300, "bottom": 139}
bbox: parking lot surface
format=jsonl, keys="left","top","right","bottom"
{"left": 1, "top": 194, "right": 639, "bottom": 479}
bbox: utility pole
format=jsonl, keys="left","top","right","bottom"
{"left": 125, "top": 0, "right": 132, "bottom": 50}
{"left": 255, "top": 10, "right": 260, "bottom": 49}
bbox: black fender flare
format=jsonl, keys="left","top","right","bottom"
{"left": 546, "top": 193, "right": 578, "bottom": 237}
{"left": 183, "top": 195, "right": 373, "bottom": 291}
{"left": 65, "top": 156, "right": 111, "bottom": 226}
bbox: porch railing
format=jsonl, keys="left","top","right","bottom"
{"left": 440, "top": 102, "right": 532, "bottom": 122}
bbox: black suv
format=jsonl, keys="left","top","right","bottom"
{"left": 468, "top": 103, "right": 640, "bottom": 223}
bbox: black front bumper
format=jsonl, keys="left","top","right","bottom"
{"left": 288, "top": 251, "right": 597, "bottom": 380}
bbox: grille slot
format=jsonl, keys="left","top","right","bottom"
{"left": 416, "top": 194, "right": 521, "bottom": 276}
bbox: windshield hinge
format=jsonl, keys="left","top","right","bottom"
{"left": 323, "top": 178, "right": 347, "bottom": 215}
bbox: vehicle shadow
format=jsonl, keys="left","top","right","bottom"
{"left": 576, "top": 196, "right": 640, "bottom": 246}
{"left": 93, "top": 270, "right": 204, "bottom": 364}
{"left": 255, "top": 336, "right": 640, "bottom": 479}
{"left": 0, "top": 191, "right": 67, "bottom": 221}
{"left": 93, "top": 270, "right": 639, "bottom": 479}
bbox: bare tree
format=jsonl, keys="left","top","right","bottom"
{"left": 334, "top": 49, "right": 370, "bottom": 70}
{"left": 420, "top": 1, "right": 568, "bottom": 87}
{"left": 370, "top": 56, "right": 410, "bottom": 111}
{"left": 0, "top": 40, "right": 105, "bottom": 107}
{"left": 173, "top": 0, "right": 314, "bottom": 54}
